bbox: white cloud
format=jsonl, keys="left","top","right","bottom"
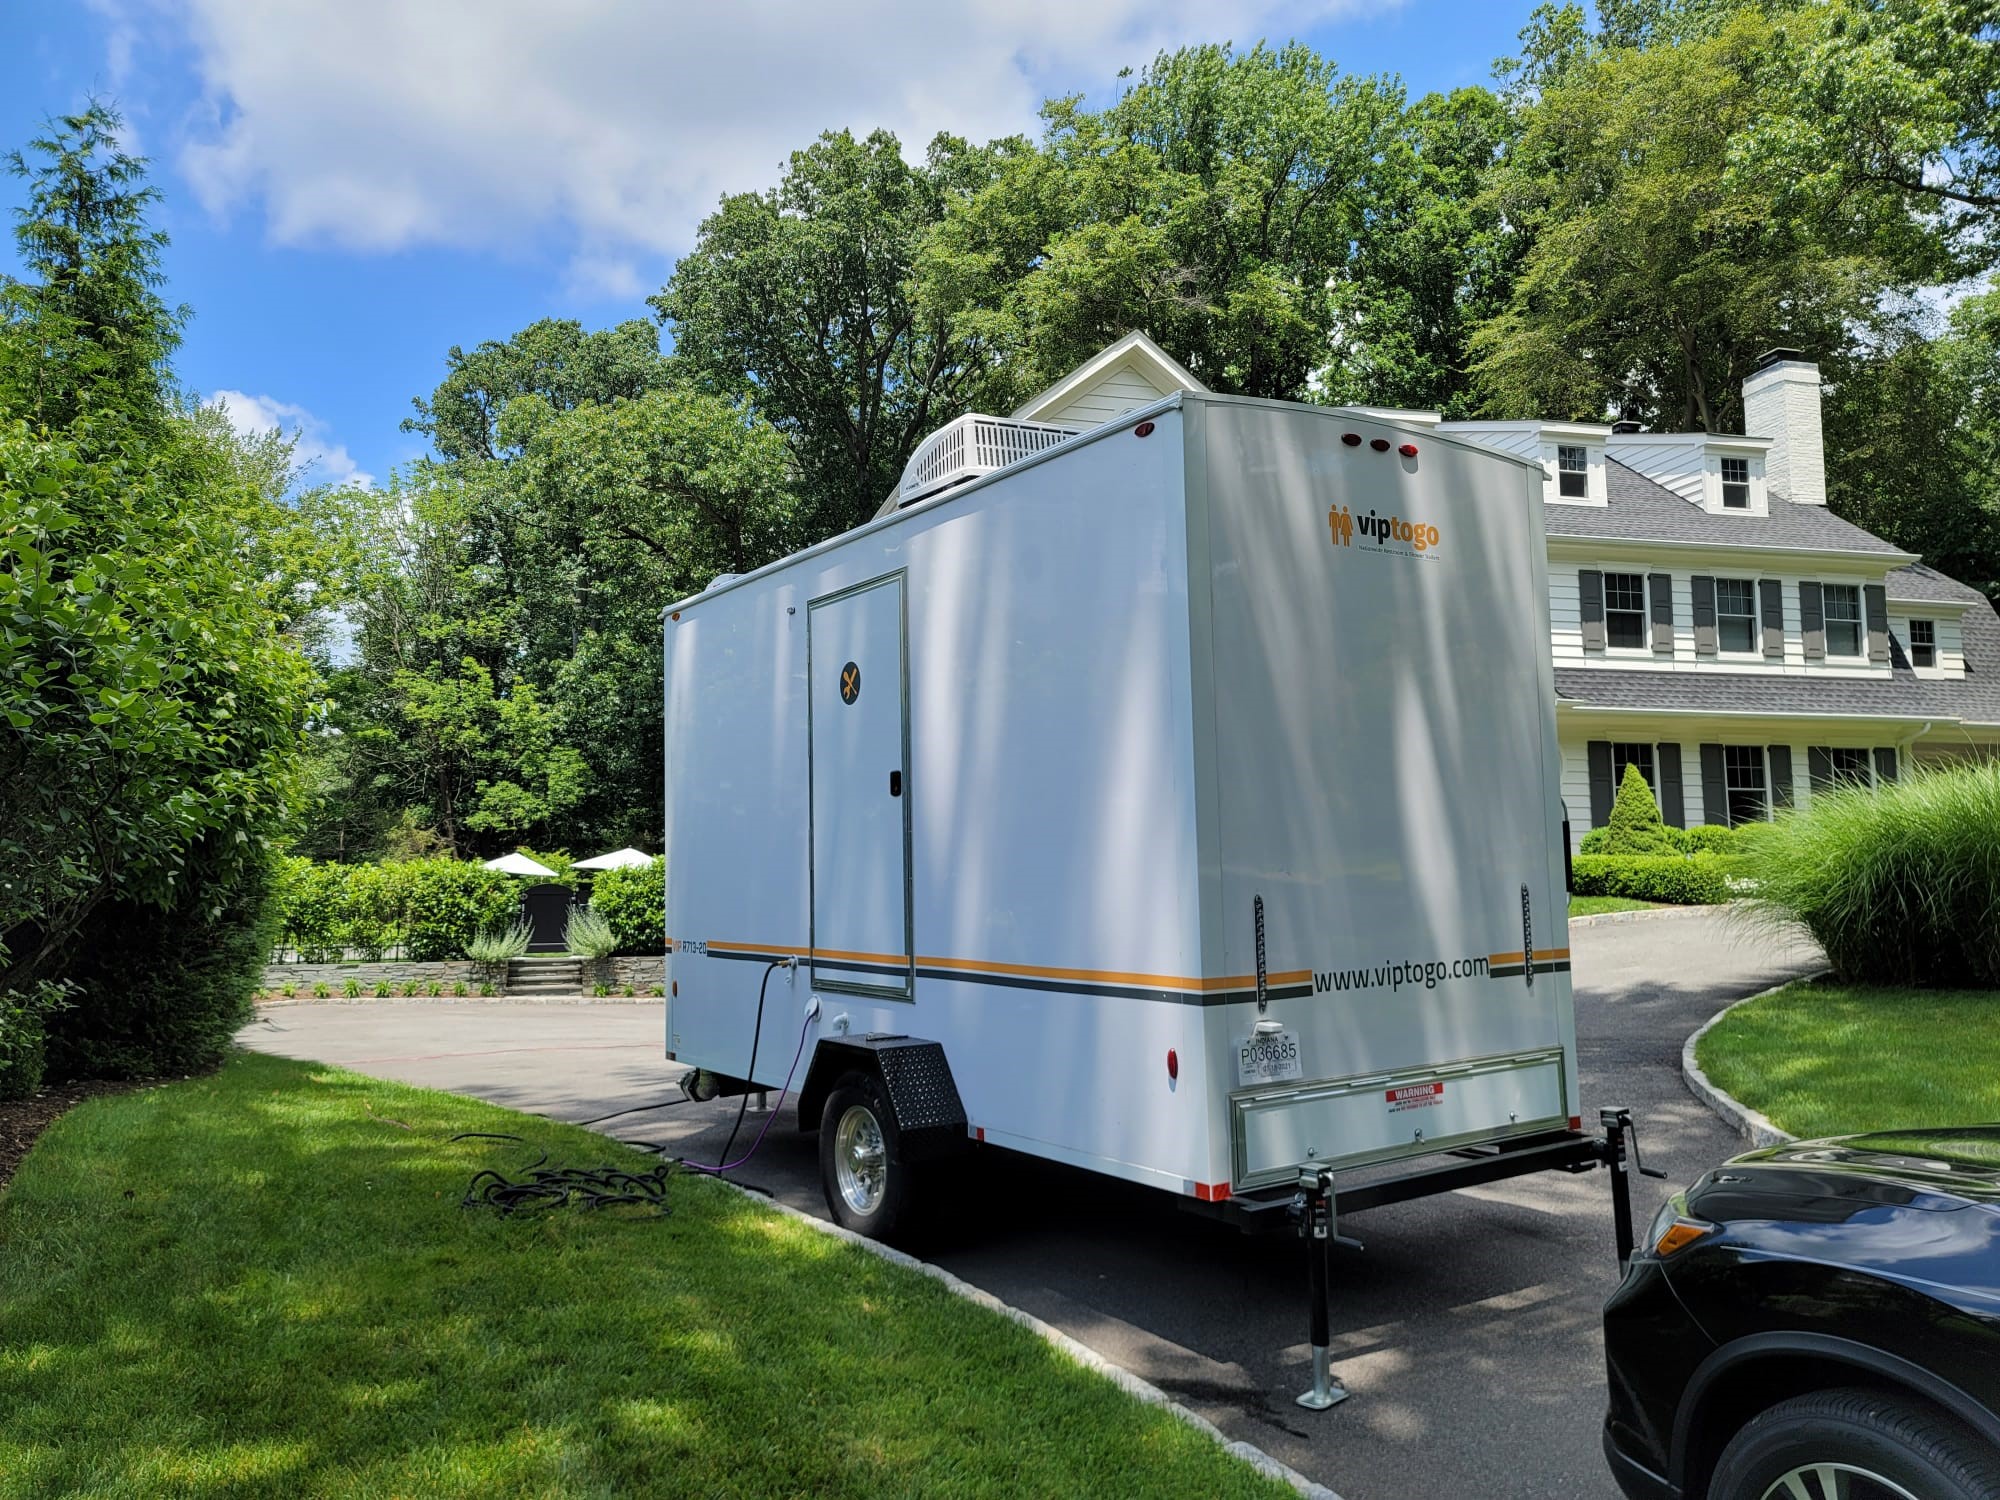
{"left": 211, "top": 389, "right": 374, "bottom": 490}
{"left": 118, "top": 0, "right": 1394, "bottom": 275}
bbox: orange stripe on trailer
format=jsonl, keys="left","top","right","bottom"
{"left": 700, "top": 940, "right": 1311, "bottom": 993}
{"left": 1487, "top": 951, "right": 1525, "bottom": 967}
{"left": 1533, "top": 947, "right": 1571, "bottom": 961}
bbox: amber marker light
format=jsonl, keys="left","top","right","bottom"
{"left": 1654, "top": 1219, "right": 1714, "bottom": 1257}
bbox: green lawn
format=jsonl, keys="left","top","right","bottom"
{"left": 0, "top": 1053, "right": 1287, "bottom": 1500}
{"left": 1569, "top": 895, "right": 1660, "bottom": 918}
{"left": 1696, "top": 982, "right": 2000, "bottom": 1139}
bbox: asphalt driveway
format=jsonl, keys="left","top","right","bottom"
{"left": 241, "top": 908, "right": 1822, "bottom": 1500}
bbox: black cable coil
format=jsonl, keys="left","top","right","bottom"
{"left": 454, "top": 1133, "right": 674, "bottom": 1217}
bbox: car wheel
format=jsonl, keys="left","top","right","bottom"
{"left": 818, "top": 1073, "right": 911, "bottom": 1240}
{"left": 1709, "top": 1387, "right": 2000, "bottom": 1500}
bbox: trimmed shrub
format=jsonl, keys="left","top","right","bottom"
{"left": 401, "top": 862, "right": 518, "bottom": 961}
{"left": 0, "top": 982, "right": 67, "bottom": 1101}
{"left": 1679, "top": 824, "right": 1741, "bottom": 855}
{"left": 47, "top": 841, "right": 280, "bottom": 1082}
{"left": 273, "top": 857, "right": 348, "bottom": 962}
{"left": 591, "top": 859, "right": 665, "bottom": 955}
{"left": 1571, "top": 853, "right": 1735, "bottom": 906}
{"left": 1740, "top": 761, "right": 2000, "bottom": 987}
{"left": 1597, "top": 767, "right": 1681, "bottom": 855}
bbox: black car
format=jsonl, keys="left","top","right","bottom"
{"left": 1604, "top": 1128, "right": 2000, "bottom": 1500}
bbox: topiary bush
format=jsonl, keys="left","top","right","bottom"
{"left": 590, "top": 859, "right": 665, "bottom": 955}
{"left": 1739, "top": 761, "right": 2000, "bottom": 987}
{"left": 1597, "top": 766, "right": 1681, "bottom": 855}
{"left": 1571, "top": 853, "right": 1735, "bottom": 905}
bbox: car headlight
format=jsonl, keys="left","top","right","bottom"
{"left": 1646, "top": 1190, "right": 1714, "bottom": 1258}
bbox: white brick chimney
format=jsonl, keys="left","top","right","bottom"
{"left": 1742, "top": 349, "right": 1826, "bottom": 506}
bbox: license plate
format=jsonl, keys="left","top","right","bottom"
{"left": 1237, "top": 1028, "right": 1303, "bottom": 1086}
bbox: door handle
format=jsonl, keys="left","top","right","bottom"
{"left": 889, "top": 770, "right": 902, "bottom": 797}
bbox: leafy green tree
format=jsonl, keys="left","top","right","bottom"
{"left": 1473, "top": 8, "right": 1911, "bottom": 430}
{"left": 658, "top": 128, "right": 1006, "bottom": 536}
{"left": 917, "top": 43, "right": 1404, "bottom": 408}
{"left": 403, "top": 317, "right": 672, "bottom": 464}
{"left": 0, "top": 103, "right": 185, "bottom": 442}
{"left": 1735, "top": 0, "right": 2000, "bottom": 270}
{"left": 1315, "top": 87, "right": 1520, "bottom": 415}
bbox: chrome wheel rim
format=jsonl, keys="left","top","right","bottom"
{"left": 834, "top": 1103, "right": 887, "bottom": 1216}
{"left": 1761, "top": 1464, "right": 1921, "bottom": 1500}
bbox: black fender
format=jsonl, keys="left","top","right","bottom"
{"left": 1673, "top": 1331, "right": 2000, "bottom": 1494}
{"left": 797, "top": 1035, "right": 967, "bottom": 1164}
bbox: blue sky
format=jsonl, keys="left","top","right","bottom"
{"left": 2, "top": 1, "right": 1533, "bottom": 489}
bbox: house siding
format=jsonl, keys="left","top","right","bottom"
{"left": 1036, "top": 368, "right": 1176, "bottom": 428}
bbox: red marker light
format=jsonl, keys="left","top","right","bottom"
{"left": 1398, "top": 443, "right": 1419, "bottom": 458}
{"left": 1166, "top": 1049, "right": 1179, "bottom": 1081}
{"left": 1341, "top": 432, "right": 1362, "bottom": 447}
{"left": 1369, "top": 438, "right": 1391, "bottom": 452}
{"left": 1134, "top": 420, "right": 1156, "bottom": 438}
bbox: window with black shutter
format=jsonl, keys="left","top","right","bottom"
{"left": 1715, "top": 578, "right": 1756, "bottom": 652}
{"left": 1604, "top": 572, "right": 1647, "bottom": 648}
{"left": 1724, "top": 746, "right": 1767, "bottom": 825}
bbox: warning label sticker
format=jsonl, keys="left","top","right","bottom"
{"left": 1386, "top": 1081, "right": 1444, "bottom": 1111}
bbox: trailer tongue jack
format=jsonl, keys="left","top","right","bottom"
{"left": 1274, "top": 1108, "right": 1664, "bottom": 1413}
{"left": 1293, "top": 1168, "right": 1359, "bottom": 1410}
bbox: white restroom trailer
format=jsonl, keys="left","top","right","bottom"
{"left": 662, "top": 392, "right": 1632, "bottom": 1400}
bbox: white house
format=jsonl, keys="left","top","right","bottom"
{"left": 917, "top": 332, "right": 2000, "bottom": 846}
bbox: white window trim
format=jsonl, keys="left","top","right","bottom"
{"left": 1713, "top": 576, "right": 1760, "bottom": 657}
{"left": 1821, "top": 582, "right": 1865, "bottom": 659}
{"left": 1701, "top": 445, "right": 1769, "bottom": 516}
{"left": 1539, "top": 435, "right": 1608, "bottom": 506}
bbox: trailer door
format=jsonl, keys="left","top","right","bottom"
{"left": 808, "top": 573, "right": 913, "bottom": 998}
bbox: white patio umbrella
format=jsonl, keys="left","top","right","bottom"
{"left": 482, "top": 851, "right": 557, "bottom": 877}
{"left": 572, "top": 846, "right": 655, "bottom": 871}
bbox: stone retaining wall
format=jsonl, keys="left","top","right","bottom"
{"left": 262, "top": 954, "right": 667, "bottom": 995}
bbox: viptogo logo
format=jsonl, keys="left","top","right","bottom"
{"left": 1328, "top": 504, "right": 1442, "bottom": 556}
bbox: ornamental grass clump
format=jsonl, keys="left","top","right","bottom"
{"left": 1738, "top": 761, "right": 2000, "bottom": 987}
{"left": 563, "top": 907, "right": 620, "bottom": 961}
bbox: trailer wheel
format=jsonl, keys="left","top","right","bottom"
{"left": 819, "top": 1073, "right": 911, "bottom": 1239}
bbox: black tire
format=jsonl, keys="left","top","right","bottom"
{"left": 818, "top": 1072, "right": 913, "bottom": 1240}
{"left": 1708, "top": 1387, "right": 2000, "bottom": 1500}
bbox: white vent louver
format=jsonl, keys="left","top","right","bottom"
{"left": 897, "top": 414, "right": 1082, "bottom": 506}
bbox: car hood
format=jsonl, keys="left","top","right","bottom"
{"left": 1691, "top": 1127, "right": 2000, "bottom": 1223}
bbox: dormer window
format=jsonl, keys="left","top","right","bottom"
{"left": 1721, "top": 456, "right": 1750, "bottom": 509}
{"left": 1910, "top": 618, "right": 1936, "bottom": 668}
{"left": 1557, "top": 444, "right": 1589, "bottom": 499}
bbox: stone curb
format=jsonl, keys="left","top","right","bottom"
{"left": 690, "top": 1174, "right": 1342, "bottom": 1500}
{"left": 1568, "top": 902, "right": 1731, "bottom": 929}
{"left": 254, "top": 995, "right": 662, "bottom": 1007}
{"left": 1680, "top": 974, "right": 1830, "bottom": 1148}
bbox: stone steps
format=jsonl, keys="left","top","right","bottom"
{"left": 506, "top": 957, "right": 584, "bottom": 996}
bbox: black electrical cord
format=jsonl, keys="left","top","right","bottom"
{"left": 577, "top": 1097, "right": 693, "bottom": 1127}
{"left": 709, "top": 958, "right": 785, "bottom": 1170}
{"left": 451, "top": 1132, "right": 675, "bottom": 1217}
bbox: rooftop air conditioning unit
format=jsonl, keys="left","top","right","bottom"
{"left": 897, "top": 414, "right": 1083, "bottom": 507}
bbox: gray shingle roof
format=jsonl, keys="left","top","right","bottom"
{"left": 1886, "top": 561, "right": 1981, "bottom": 602}
{"left": 1554, "top": 667, "right": 1939, "bottom": 720}
{"left": 1543, "top": 461, "right": 1908, "bottom": 554}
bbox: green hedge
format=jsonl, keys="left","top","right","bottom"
{"left": 1571, "top": 853, "right": 1736, "bottom": 905}
{"left": 1579, "top": 822, "right": 1741, "bottom": 856}
{"left": 273, "top": 858, "right": 520, "bottom": 962}
{"left": 1739, "top": 762, "right": 2000, "bottom": 987}
{"left": 48, "top": 841, "right": 280, "bottom": 1083}
{"left": 590, "top": 860, "right": 665, "bottom": 955}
